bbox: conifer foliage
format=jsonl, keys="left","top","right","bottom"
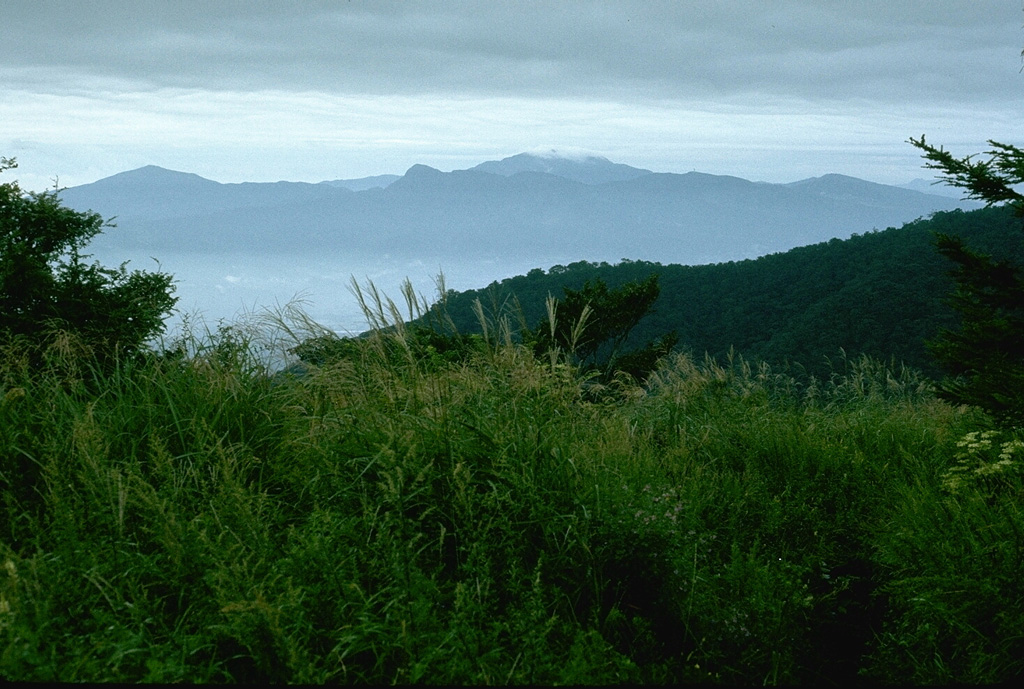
{"left": 910, "top": 137, "right": 1024, "bottom": 426}
{"left": 0, "top": 157, "right": 177, "bottom": 359}
{"left": 527, "top": 274, "right": 677, "bottom": 381}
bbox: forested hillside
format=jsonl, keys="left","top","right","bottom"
{"left": 429, "top": 206, "right": 1022, "bottom": 378}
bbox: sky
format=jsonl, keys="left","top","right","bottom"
{"left": 3, "top": 1, "right": 1023, "bottom": 192}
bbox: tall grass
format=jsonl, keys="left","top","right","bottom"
{"left": 0, "top": 296, "right": 1020, "bottom": 683}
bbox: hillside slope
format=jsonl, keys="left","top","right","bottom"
{"left": 428, "top": 206, "right": 1022, "bottom": 377}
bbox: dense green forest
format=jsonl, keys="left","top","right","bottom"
{"left": 427, "top": 205, "right": 1023, "bottom": 379}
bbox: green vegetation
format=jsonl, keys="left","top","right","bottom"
{"left": 2, "top": 293, "right": 1022, "bottom": 683}
{"left": 909, "top": 137, "right": 1024, "bottom": 427}
{"left": 0, "top": 158, "right": 176, "bottom": 364}
{"left": 523, "top": 274, "right": 678, "bottom": 383}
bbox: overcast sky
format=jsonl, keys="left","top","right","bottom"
{"left": 3, "top": 1, "right": 1023, "bottom": 191}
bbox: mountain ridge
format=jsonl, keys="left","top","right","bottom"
{"left": 59, "top": 152, "right": 979, "bottom": 266}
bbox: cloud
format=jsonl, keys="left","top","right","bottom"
{"left": 523, "top": 147, "right": 607, "bottom": 161}
{"left": 3, "top": 1, "right": 1019, "bottom": 105}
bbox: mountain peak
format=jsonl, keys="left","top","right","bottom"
{"left": 403, "top": 164, "right": 443, "bottom": 177}
{"left": 94, "top": 165, "right": 217, "bottom": 189}
{"left": 468, "top": 152, "right": 652, "bottom": 185}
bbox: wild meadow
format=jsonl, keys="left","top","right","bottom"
{"left": 1, "top": 287, "right": 1022, "bottom": 685}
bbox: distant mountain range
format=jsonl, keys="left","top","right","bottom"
{"left": 61, "top": 152, "right": 977, "bottom": 266}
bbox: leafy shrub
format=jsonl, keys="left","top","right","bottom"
{"left": 0, "top": 157, "right": 176, "bottom": 364}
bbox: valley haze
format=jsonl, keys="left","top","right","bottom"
{"left": 59, "top": 152, "right": 978, "bottom": 336}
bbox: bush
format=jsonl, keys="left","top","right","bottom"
{"left": 0, "top": 157, "right": 176, "bottom": 362}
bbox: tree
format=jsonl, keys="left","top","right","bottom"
{"left": 1, "top": 157, "right": 177, "bottom": 361}
{"left": 528, "top": 274, "right": 677, "bottom": 382}
{"left": 909, "top": 137, "right": 1024, "bottom": 426}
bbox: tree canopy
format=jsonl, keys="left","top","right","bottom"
{"left": 525, "top": 274, "right": 677, "bottom": 382}
{"left": 909, "top": 137, "right": 1024, "bottom": 427}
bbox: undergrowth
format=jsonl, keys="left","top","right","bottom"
{"left": 0, "top": 289, "right": 1020, "bottom": 684}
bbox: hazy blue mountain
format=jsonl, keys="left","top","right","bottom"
{"left": 897, "top": 177, "right": 963, "bottom": 198}
{"left": 784, "top": 173, "right": 953, "bottom": 207}
{"left": 467, "top": 151, "right": 653, "bottom": 184}
{"left": 61, "top": 165, "right": 345, "bottom": 219}
{"left": 61, "top": 154, "right": 979, "bottom": 266}
{"left": 320, "top": 174, "right": 401, "bottom": 191}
